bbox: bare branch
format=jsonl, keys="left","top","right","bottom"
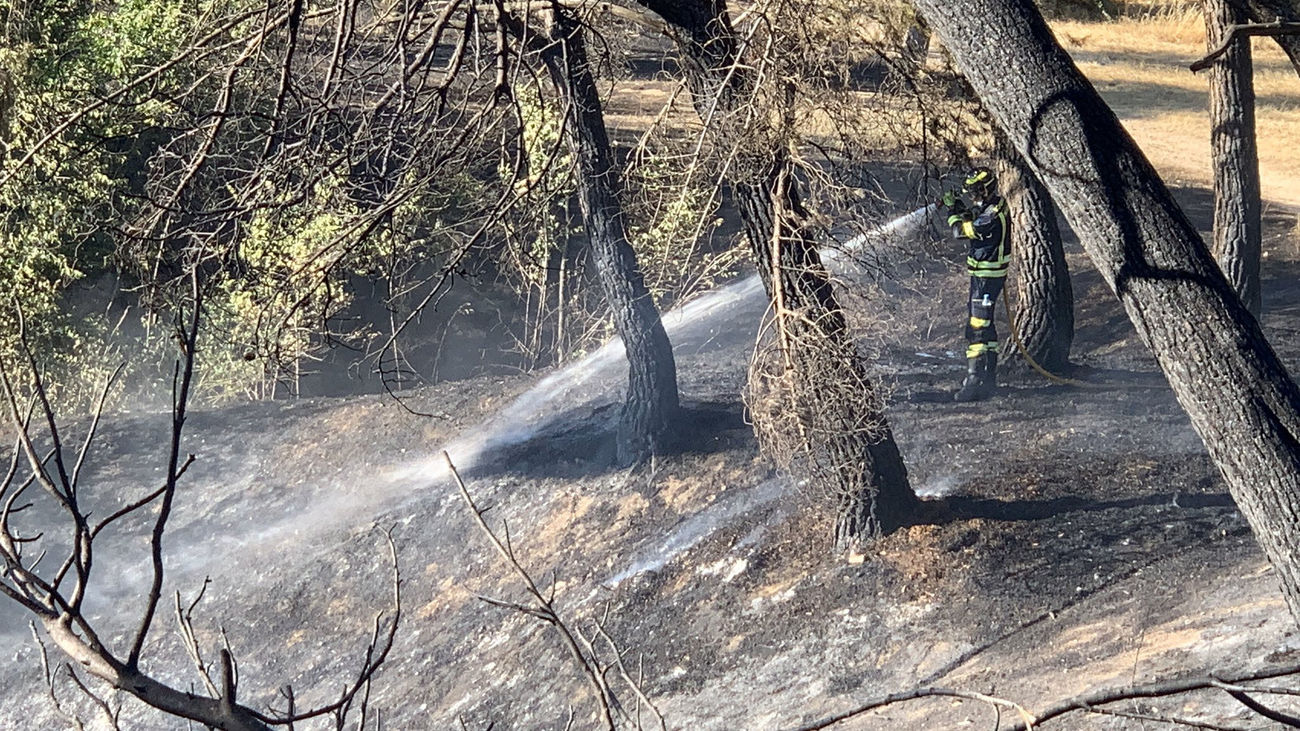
{"left": 219, "top": 649, "right": 238, "bottom": 714}
{"left": 591, "top": 616, "right": 666, "bottom": 731}
{"left": 1190, "top": 21, "right": 1300, "bottom": 71}
{"left": 1003, "top": 662, "right": 1300, "bottom": 730}
{"left": 792, "top": 686, "right": 1035, "bottom": 731}
{"left": 174, "top": 581, "right": 221, "bottom": 699}
{"left": 69, "top": 364, "right": 125, "bottom": 497}
{"left": 30, "top": 622, "right": 87, "bottom": 731}
{"left": 1079, "top": 705, "right": 1242, "bottom": 730}
{"left": 64, "top": 665, "right": 122, "bottom": 731}
{"left": 445, "top": 451, "right": 616, "bottom": 731}
{"left": 127, "top": 270, "right": 202, "bottom": 670}
{"left": 89, "top": 454, "right": 195, "bottom": 539}
{"left": 1215, "top": 684, "right": 1300, "bottom": 727}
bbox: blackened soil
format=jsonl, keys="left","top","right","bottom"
{"left": 2, "top": 188, "right": 1299, "bottom": 730}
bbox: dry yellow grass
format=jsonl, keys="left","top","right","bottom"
{"left": 599, "top": 11, "right": 1300, "bottom": 210}
{"left": 1054, "top": 15, "right": 1300, "bottom": 208}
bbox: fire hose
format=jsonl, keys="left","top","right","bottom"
{"left": 1000, "top": 285, "right": 1100, "bottom": 389}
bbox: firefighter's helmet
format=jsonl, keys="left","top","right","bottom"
{"left": 963, "top": 167, "right": 996, "bottom": 201}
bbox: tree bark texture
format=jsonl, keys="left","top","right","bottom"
{"left": 913, "top": 0, "right": 1300, "bottom": 622}
{"left": 736, "top": 163, "right": 918, "bottom": 544}
{"left": 636, "top": 0, "right": 918, "bottom": 545}
{"left": 1242, "top": 0, "right": 1300, "bottom": 74}
{"left": 1207, "top": 0, "right": 1263, "bottom": 316}
{"left": 541, "top": 9, "right": 680, "bottom": 465}
{"left": 993, "top": 134, "right": 1075, "bottom": 373}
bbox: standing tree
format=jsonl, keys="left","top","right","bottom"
{"left": 1242, "top": 0, "right": 1300, "bottom": 73}
{"left": 1204, "top": 0, "right": 1263, "bottom": 316}
{"left": 994, "top": 133, "right": 1075, "bottom": 373}
{"left": 529, "top": 4, "right": 680, "bottom": 464}
{"left": 911, "top": 0, "right": 1300, "bottom": 623}
{"left": 634, "top": 0, "right": 919, "bottom": 548}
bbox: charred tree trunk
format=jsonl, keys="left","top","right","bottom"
{"left": 903, "top": 20, "right": 932, "bottom": 70}
{"left": 1206, "top": 0, "right": 1263, "bottom": 316}
{"left": 737, "top": 160, "right": 917, "bottom": 545}
{"left": 914, "top": 0, "right": 1300, "bottom": 623}
{"left": 539, "top": 9, "right": 679, "bottom": 464}
{"left": 887, "top": 18, "right": 931, "bottom": 89}
{"left": 993, "top": 134, "right": 1074, "bottom": 373}
{"left": 636, "top": 0, "right": 918, "bottom": 546}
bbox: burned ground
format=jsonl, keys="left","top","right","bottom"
{"left": 1, "top": 185, "right": 1299, "bottom": 729}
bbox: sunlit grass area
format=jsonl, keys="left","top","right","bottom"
{"left": 1055, "top": 13, "right": 1300, "bottom": 207}
{"left": 599, "top": 8, "right": 1300, "bottom": 209}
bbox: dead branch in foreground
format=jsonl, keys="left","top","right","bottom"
{"left": 790, "top": 686, "right": 1033, "bottom": 730}
{"left": 0, "top": 283, "right": 401, "bottom": 729}
{"left": 444, "top": 450, "right": 665, "bottom": 731}
{"left": 793, "top": 660, "right": 1300, "bottom": 730}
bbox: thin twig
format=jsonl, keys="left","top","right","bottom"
{"left": 444, "top": 451, "right": 616, "bottom": 731}
{"left": 792, "top": 686, "right": 1036, "bottom": 730}
{"left": 1006, "top": 662, "right": 1300, "bottom": 730}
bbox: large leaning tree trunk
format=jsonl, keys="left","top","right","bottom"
{"left": 912, "top": 0, "right": 1300, "bottom": 622}
{"left": 994, "top": 133, "right": 1074, "bottom": 373}
{"left": 635, "top": 0, "right": 918, "bottom": 548}
{"left": 532, "top": 7, "right": 679, "bottom": 465}
{"left": 1206, "top": 0, "right": 1263, "bottom": 316}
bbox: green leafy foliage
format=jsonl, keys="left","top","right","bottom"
{"left": 198, "top": 175, "right": 394, "bottom": 401}
{"left": 0, "top": 0, "right": 203, "bottom": 409}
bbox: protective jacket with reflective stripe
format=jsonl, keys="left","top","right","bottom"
{"left": 949, "top": 197, "right": 1010, "bottom": 278}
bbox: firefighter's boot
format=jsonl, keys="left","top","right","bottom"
{"left": 954, "top": 352, "right": 997, "bottom": 402}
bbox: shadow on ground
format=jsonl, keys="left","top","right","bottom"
{"left": 477, "top": 399, "right": 753, "bottom": 480}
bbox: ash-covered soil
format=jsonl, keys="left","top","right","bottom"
{"left": 2, "top": 186, "right": 1300, "bottom": 730}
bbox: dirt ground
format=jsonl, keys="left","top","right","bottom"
{"left": 1056, "top": 13, "right": 1300, "bottom": 208}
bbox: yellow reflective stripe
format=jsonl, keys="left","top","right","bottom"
{"left": 969, "top": 316, "right": 991, "bottom": 328}
{"left": 967, "top": 257, "right": 1011, "bottom": 267}
{"left": 970, "top": 269, "right": 1009, "bottom": 279}
{"left": 967, "top": 257, "right": 1011, "bottom": 272}
{"left": 996, "top": 201, "right": 1010, "bottom": 256}
{"left": 947, "top": 214, "right": 966, "bottom": 226}
{"left": 967, "top": 342, "right": 1001, "bottom": 358}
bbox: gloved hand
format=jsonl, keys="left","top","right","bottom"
{"left": 944, "top": 190, "right": 971, "bottom": 227}
{"left": 941, "top": 190, "right": 966, "bottom": 215}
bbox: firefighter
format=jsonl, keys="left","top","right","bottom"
{"left": 941, "top": 167, "right": 1010, "bottom": 402}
